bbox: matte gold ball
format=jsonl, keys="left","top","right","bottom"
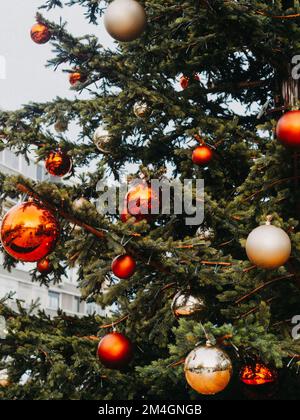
{"left": 171, "top": 291, "right": 206, "bottom": 318}
{"left": 184, "top": 344, "right": 232, "bottom": 395}
{"left": 246, "top": 225, "right": 291, "bottom": 269}
{"left": 104, "top": 0, "right": 147, "bottom": 42}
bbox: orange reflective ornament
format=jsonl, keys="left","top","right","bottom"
{"left": 45, "top": 150, "right": 72, "bottom": 177}
{"left": 111, "top": 254, "right": 136, "bottom": 279}
{"left": 192, "top": 145, "right": 213, "bottom": 165}
{"left": 240, "top": 363, "right": 277, "bottom": 386}
{"left": 30, "top": 23, "right": 51, "bottom": 44}
{"left": 0, "top": 201, "right": 59, "bottom": 262}
{"left": 120, "top": 181, "right": 159, "bottom": 222}
{"left": 69, "top": 72, "right": 87, "bottom": 86}
{"left": 97, "top": 332, "right": 133, "bottom": 369}
{"left": 37, "top": 257, "right": 53, "bottom": 274}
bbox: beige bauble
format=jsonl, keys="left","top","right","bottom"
{"left": 171, "top": 291, "right": 206, "bottom": 318}
{"left": 104, "top": 0, "right": 146, "bottom": 42}
{"left": 93, "top": 126, "right": 112, "bottom": 151}
{"left": 73, "top": 197, "right": 90, "bottom": 211}
{"left": 184, "top": 343, "right": 232, "bottom": 395}
{"left": 246, "top": 224, "right": 291, "bottom": 269}
{"left": 133, "top": 101, "right": 150, "bottom": 118}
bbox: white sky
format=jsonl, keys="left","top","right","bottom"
{"left": 0, "top": 0, "right": 113, "bottom": 110}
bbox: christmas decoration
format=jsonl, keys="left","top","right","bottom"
{"left": 45, "top": 149, "right": 72, "bottom": 177}
{"left": 184, "top": 342, "right": 232, "bottom": 395}
{"left": 54, "top": 119, "right": 68, "bottom": 133}
{"left": 196, "top": 226, "right": 215, "bottom": 241}
{"left": 121, "top": 181, "right": 159, "bottom": 222}
{"left": 111, "top": 254, "right": 136, "bottom": 279}
{"left": 171, "top": 291, "right": 206, "bottom": 318}
{"left": 240, "top": 363, "right": 277, "bottom": 386}
{"left": 104, "top": 0, "right": 147, "bottom": 42}
{"left": 0, "top": 316, "right": 7, "bottom": 340}
{"left": 192, "top": 145, "right": 213, "bottom": 165}
{"left": 0, "top": 201, "right": 59, "bottom": 262}
{"left": 0, "top": 370, "right": 10, "bottom": 388}
{"left": 30, "top": 23, "right": 51, "bottom": 44}
{"left": 93, "top": 126, "right": 112, "bottom": 151}
{"left": 245, "top": 219, "right": 291, "bottom": 269}
{"left": 69, "top": 71, "right": 87, "bottom": 86}
{"left": 133, "top": 101, "right": 150, "bottom": 118}
{"left": 73, "top": 197, "right": 90, "bottom": 211}
{"left": 276, "top": 110, "right": 300, "bottom": 147}
{"left": 180, "top": 74, "right": 200, "bottom": 90}
{"left": 37, "top": 257, "right": 52, "bottom": 274}
{"left": 97, "top": 332, "right": 133, "bottom": 369}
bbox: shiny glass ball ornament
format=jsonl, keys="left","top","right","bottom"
{"left": 184, "top": 343, "right": 232, "bottom": 395}
{"left": 97, "top": 332, "right": 133, "bottom": 369}
{"left": 45, "top": 150, "right": 72, "bottom": 177}
{"left": 276, "top": 110, "right": 300, "bottom": 148}
{"left": 180, "top": 74, "right": 200, "bottom": 90}
{"left": 30, "top": 23, "right": 51, "bottom": 44}
{"left": 111, "top": 254, "right": 136, "bottom": 279}
{"left": 196, "top": 226, "right": 215, "bottom": 241}
{"left": 104, "top": 0, "right": 147, "bottom": 42}
{"left": 93, "top": 126, "right": 112, "bottom": 151}
{"left": 192, "top": 145, "right": 213, "bottom": 165}
{"left": 133, "top": 101, "right": 150, "bottom": 118}
{"left": 171, "top": 291, "right": 206, "bottom": 318}
{"left": 0, "top": 201, "right": 59, "bottom": 262}
{"left": 69, "top": 71, "right": 87, "bottom": 86}
{"left": 54, "top": 119, "right": 68, "bottom": 133}
{"left": 240, "top": 363, "right": 277, "bottom": 386}
{"left": 37, "top": 257, "right": 52, "bottom": 274}
{"left": 73, "top": 197, "right": 90, "bottom": 211}
{"left": 245, "top": 224, "right": 291, "bottom": 269}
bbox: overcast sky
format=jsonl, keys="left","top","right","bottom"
{"left": 0, "top": 0, "right": 113, "bottom": 110}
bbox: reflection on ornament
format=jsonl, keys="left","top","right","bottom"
{"left": 276, "top": 110, "right": 300, "bottom": 148}
{"left": 93, "top": 126, "right": 112, "bottom": 151}
{"left": 184, "top": 343, "right": 232, "bottom": 395}
{"left": 30, "top": 23, "right": 51, "bottom": 44}
{"left": 171, "top": 291, "right": 206, "bottom": 318}
{"left": 240, "top": 363, "right": 277, "bottom": 386}
{"left": 45, "top": 149, "right": 72, "bottom": 177}
{"left": 97, "top": 332, "right": 133, "bottom": 369}
{"left": 0, "top": 201, "right": 59, "bottom": 262}
{"left": 104, "top": 0, "right": 146, "bottom": 42}
{"left": 196, "top": 226, "right": 215, "bottom": 241}
{"left": 192, "top": 145, "right": 213, "bottom": 165}
{"left": 245, "top": 223, "right": 291, "bottom": 269}
{"left": 111, "top": 254, "right": 136, "bottom": 279}
{"left": 133, "top": 101, "right": 150, "bottom": 118}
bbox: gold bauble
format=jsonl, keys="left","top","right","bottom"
{"left": 104, "top": 0, "right": 147, "bottom": 42}
{"left": 184, "top": 343, "right": 232, "bottom": 395}
{"left": 93, "top": 126, "right": 112, "bottom": 152}
{"left": 133, "top": 101, "right": 150, "bottom": 118}
{"left": 246, "top": 224, "right": 291, "bottom": 269}
{"left": 171, "top": 291, "right": 206, "bottom": 318}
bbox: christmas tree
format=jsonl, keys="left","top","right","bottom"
{"left": 0, "top": 0, "right": 300, "bottom": 400}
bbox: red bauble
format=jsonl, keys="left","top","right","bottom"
{"left": 97, "top": 332, "right": 133, "bottom": 369}
{"left": 45, "top": 150, "right": 72, "bottom": 177}
{"left": 37, "top": 257, "right": 53, "bottom": 274}
{"left": 121, "top": 182, "right": 159, "bottom": 222}
{"left": 30, "top": 23, "right": 51, "bottom": 44}
{"left": 180, "top": 74, "right": 200, "bottom": 90}
{"left": 69, "top": 72, "right": 87, "bottom": 86}
{"left": 0, "top": 201, "right": 59, "bottom": 262}
{"left": 240, "top": 363, "right": 277, "bottom": 386}
{"left": 276, "top": 110, "right": 300, "bottom": 147}
{"left": 111, "top": 254, "right": 136, "bottom": 279}
{"left": 192, "top": 145, "right": 213, "bottom": 165}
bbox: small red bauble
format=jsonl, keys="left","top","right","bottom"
{"left": 69, "top": 72, "right": 87, "bottom": 86}
{"left": 111, "top": 254, "right": 136, "bottom": 279}
{"left": 192, "top": 145, "right": 213, "bottom": 165}
{"left": 30, "top": 23, "right": 51, "bottom": 44}
{"left": 0, "top": 201, "right": 59, "bottom": 262}
{"left": 121, "top": 182, "right": 159, "bottom": 223}
{"left": 37, "top": 257, "right": 53, "bottom": 274}
{"left": 97, "top": 332, "right": 133, "bottom": 369}
{"left": 240, "top": 363, "right": 277, "bottom": 386}
{"left": 180, "top": 74, "right": 200, "bottom": 90}
{"left": 276, "top": 110, "right": 300, "bottom": 147}
{"left": 45, "top": 150, "right": 72, "bottom": 177}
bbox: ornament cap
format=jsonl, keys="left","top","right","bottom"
{"left": 265, "top": 215, "right": 273, "bottom": 225}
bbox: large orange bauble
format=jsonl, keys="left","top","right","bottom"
{"left": 276, "top": 110, "right": 300, "bottom": 147}
{"left": 69, "top": 72, "right": 87, "bottom": 86}
{"left": 45, "top": 150, "right": 72, "bottom": 177}
{"left": 121, "top": 182, "right": 159, "bottom": 222}
{"left": 30, "top": 23, "right": 51, "bottom": 44}
{"left": 97, "top": 332, "right": 133, "bottom": 369}
{"left": 240, "top": 363, "right": 277, "bottom": 386}
{"left": 192, "top": 145, "right": 213, "bottom": 165}
{"left": 0, "top": 201, "right": 59, "bottom": 262}
{"left": 111, "top": 254, "right": 136, "bottom": 279}
{"left": 37, "top": 257, "right": 53, "bottom": 274}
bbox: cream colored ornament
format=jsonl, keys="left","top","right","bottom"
{"left": 196, "top": 226, "right": 215, "bottom": 241}
{"left": 184, "top": 342, "right": 232, "bottom": 395}
{"left": 171, "top": 291, "right": 206, "bottom": 318}
{"left": 245, "top": 218, "right": 291, "bottom": 269}
{"left": 133, "top": 101, "right": 150, "bottom": 118}
{"left": 104, "top": 0, "right": 146, "bottom": 42}
{"left": 93, "top": 126, "right": 112, "bottom": 152}
{"left": 0, "top": 369, "right": 10, "bottom": 388}
{"left": 73, "top": 197, "right": 90, "bottom": 211}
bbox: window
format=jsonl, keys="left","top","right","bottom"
{"left": 74, "top": 296, "right": 80, "bottom": 313}
{"left": 48, "top": 291, "right": 60, "bottom": 310}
